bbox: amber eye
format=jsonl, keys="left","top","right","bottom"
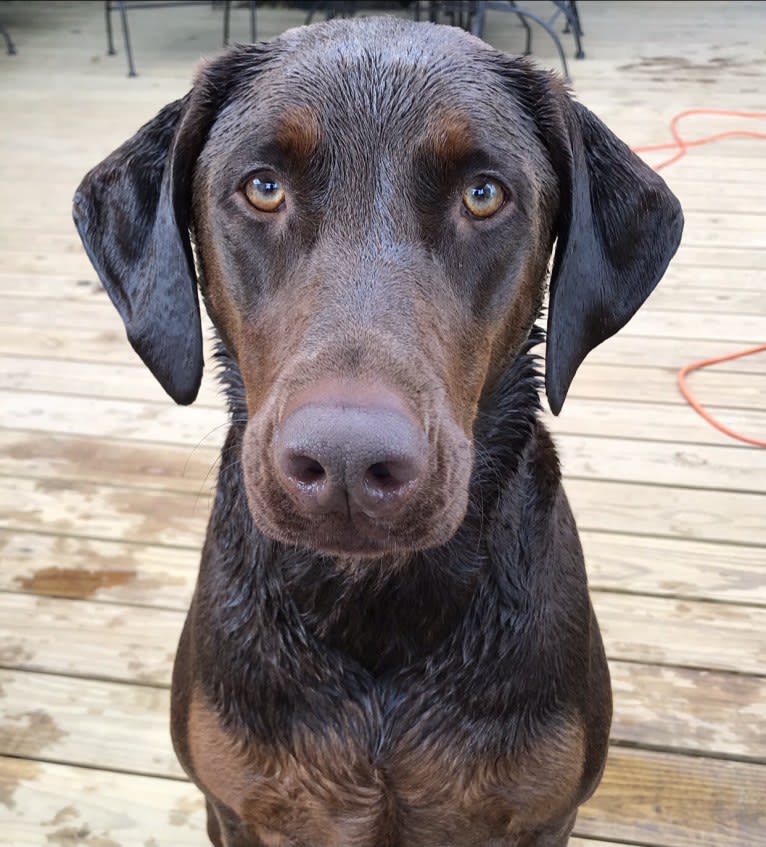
{"left": 244, "top": 174, "right": 285, "bottom": 212}
{"left": 462, "top": 178, "right": 506, "bottom": 218}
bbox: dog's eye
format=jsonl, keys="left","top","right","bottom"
{"left": 244, "top": 174, "right": 285, "bottom": 212}
{"left": 462, "top": 178, "right": 505, "bottom": 219}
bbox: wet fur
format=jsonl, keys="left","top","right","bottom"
{"left": 73, "top": 17, "right": 683, "bottom": 846}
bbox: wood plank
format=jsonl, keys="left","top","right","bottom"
{"left": 672, "top": 244, "right": 766, "bottom": 270}
{"left": 3, "top": 588, "right": 764, "bottom": 682}
{"left": 566, "top": 478, "right": 764, "bottom": 546}
{"left": 586, "top": 335, "right": 766, "bottom": 374}
{"left": 0, "top": 669, "right": 182, "bottom": 779}
{"left": 0, "top": 275, "right": 105, "bottom": 300}
{"left": 0, "top": 530, "right": 195, "bottom": 609}
{"left": 645, "top": 284, "right": 766, "bottom": 313}
{"left": 0, "top": 390, "right": 227, "bottom": 448}
{"left": 0, "top": 325, "right": 138, "bottom": 365}
{"left": 0, "top": 354, "right": 222, "bottom": 407}
{"left": 609, "top": 660, "right": 766, "bottom": 760}
{"left": 0, "top": 757, "right": 205, "bottom": 847}
{"left": 0, "top": 251, "right": 95, "bottom": 280}
{"left": 0, "top": 477, "right": 207, "bottom": 549}
{"left": 0, "top": 593, "right": 183, "bottom": 686}
{"left": 568, "top": 363, "right": 764, "bottom": 410}
{"left": 0, "top": 430, "right": 220, "bottom": 495}
{"left": 678, "top": 211, "right": 766, "bottom": 249}
{"left": 591, "top": 591, "right": 766, "bottom": 675}
{"left": 0, "top": 297, "right": 130, "bottom": 331}
{"left": 548, "top": 397, "right": 766, "bottom": 447}
{"left": 615, "top": 308, "right": 764, "bottom": 343}
{"left": 577, "top": 746, "right": 766, "bottom": 847}
{"left": 557, "top": 433, "right": 765, "bottom": 493}
{"left": 0, "top": 309, "right": 215, "bottom": 372}
{"left": 655, "top": 182, "right": 766, "bottom": 214}
{"left": 582, "top": 530, "right": 766, "bottom": 607}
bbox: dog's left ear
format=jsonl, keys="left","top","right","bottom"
{"left": 72, "top": 93, "right": 212, "bottom": 405}
{"left": 543, "top": 94, "right": 683, "bottom": 414}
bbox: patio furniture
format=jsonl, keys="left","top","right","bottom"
{"left": 1, "top": 19, "right": 16, "bottom": 54}
{"left": 105, "top": 0, "right": 257, "bottom": 77}
{"left": 420, "top": 1, "right": 584, "bottom": 79}
{"left": 471, "top": 1, "right": 584, "bottom": 78}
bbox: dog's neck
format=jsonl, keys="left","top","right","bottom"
{"left": 204, "top": 332, "right": 546, "bottom": 678}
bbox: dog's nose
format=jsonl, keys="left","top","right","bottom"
{"left": 274, "top": 393, "right": 427, "bottom": 520}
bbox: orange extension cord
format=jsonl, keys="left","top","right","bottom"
{"left": 631, "top": 109, "right": 766, "bottom": 448}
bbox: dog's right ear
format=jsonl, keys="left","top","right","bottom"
{"left": 73, "top": 93, "right": 211, "bottom": 405}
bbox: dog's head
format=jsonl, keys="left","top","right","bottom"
{"left": 74, "top": 19, "right": 682, "bottom": 558}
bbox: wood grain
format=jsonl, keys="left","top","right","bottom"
{"left": 577, "top": 746, "right": 766, "bottom": 847}
{"left": 1, "top": 2, "right": 764, "bottom": 845}
{"left": 0, "top": 756, "right": 205, "bottom": 847}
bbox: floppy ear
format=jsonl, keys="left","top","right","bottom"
{"left": 72, "top": 93, "right": 210, "bottom": 405}
{"left": 544, "top": 97, "right": 683, "bottom": 414}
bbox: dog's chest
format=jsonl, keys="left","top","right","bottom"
{"left": 187, "top": 687, "right": 584, "bottom": 846}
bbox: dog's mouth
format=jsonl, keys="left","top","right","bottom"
{"left": 266, "top": 510, "right": 452, "bottom": 559}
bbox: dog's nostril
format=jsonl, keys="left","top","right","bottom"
{"left": 286, "top": 454, "right": 326, "bottom": 486}
{"left": 364, "top": 459, "right": 415, "bottom": 496}
{"left": 368, "top": 462, "right": 392, "bottom": 482}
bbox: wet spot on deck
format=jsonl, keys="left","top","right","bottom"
{"left": 16, "top": 567, "right": 135, "bottom": 599}
{"left": 2, "top": 709, "right": 67, "bottom": 757}
{"left": 0, "top": 758, "right": 40, "bottom": 809}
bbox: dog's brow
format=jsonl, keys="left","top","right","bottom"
{"left": 276, "top": 106, "right": 322, "bottom": 160}
{"left": 425, "top": 109, "right": 475, "bottom": 162}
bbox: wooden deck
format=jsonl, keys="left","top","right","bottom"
{"left": 1, "top": 1, "right": 764, "bottom": 844}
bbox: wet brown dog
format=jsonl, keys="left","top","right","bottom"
{"left": 74, "top": 17, "right": 682, "bottom": 847}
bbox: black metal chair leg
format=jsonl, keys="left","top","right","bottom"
{"left": 470, "top": 2, "right": 486, "bottom": 37}
{"left": 105, "top": 1, "right": 116, "bottom": 54}
{"left": 249, "top": 0, "right": 256, "bottom": 43}
{"left": 516, "top": 10, "right": 533, "bottom": 54}
{"left": 568, "top": 0, "right": 585, "bottom": 58}
{"left": 224, "top": 0, "right": 256, "bottom": 46}
{"left": 116, "top": 0, "right": 137, "bottom": 77}
{"left": 0, "top": 21, "right": 16, "bottom": 55}
{"left": 509, "top": 6, "right": 570, "bottom": 79}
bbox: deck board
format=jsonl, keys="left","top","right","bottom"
{"left": 1, "top": 1, "right": 764, "bottom": 845}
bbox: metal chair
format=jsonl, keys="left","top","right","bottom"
{"left": 105, "top": 0, "right": 257, "bottom": 77}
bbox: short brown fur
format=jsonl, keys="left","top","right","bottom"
{"left": 73, "top": 16, "right": 683, "bottom": 847}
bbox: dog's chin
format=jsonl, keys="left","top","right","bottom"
{"left": 248, "top": 503, "right": 467, "bottom": 561}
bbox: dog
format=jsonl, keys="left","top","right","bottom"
{"left": 73, "top": 17, "right": 682, "bottom": 847}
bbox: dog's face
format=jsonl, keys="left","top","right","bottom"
{"left": 192, "top": 25, "right": 560, "bottom": 555}
{"left": 74, "top": 19, "right": 682, "bottom": 558}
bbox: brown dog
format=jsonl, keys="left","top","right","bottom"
{"left": 73, "top": 17, "right": 682, "bottom": 847}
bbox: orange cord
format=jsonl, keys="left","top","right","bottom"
{"left": 677, "top": 345, "right": 766, "bottom": 448}
{"left": 631, "top": 109, "right": 766, "bottom": 447}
